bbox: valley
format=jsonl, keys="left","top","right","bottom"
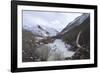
{"left": 22, "top": 13, "right": 90, "bottom": 62}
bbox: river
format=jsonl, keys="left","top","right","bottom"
{"left": 46, "top": 39, "right": 75, "bottom": 61}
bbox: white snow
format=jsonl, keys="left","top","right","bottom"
{"left": 40, "top": 25, "right": 58, "bottom": 36}
{"left": 47, "top": 39, "right": 75, "bottom": 58}
{"left": 23, "top": 24, "right": 58, "bottom": 37}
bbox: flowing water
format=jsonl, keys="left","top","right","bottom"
{"left": 46, "top": 39, "right": 75, "bottom": 60}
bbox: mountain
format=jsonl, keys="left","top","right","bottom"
{"left": 60, "top": 13, "right": 90, "bottom": 35}
{"left": 58, "top": 13, "right": 90, "bottom": 45}
{"left": 23, "top": 24, "right": 58, "bottom": 37}
{"left": 58, "top": 13, "right": 90, "bottom": 60}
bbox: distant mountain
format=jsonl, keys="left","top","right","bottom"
{"left": 23, "top": 24, "right": 58, "bottom": 37}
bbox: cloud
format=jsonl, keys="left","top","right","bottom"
{"left": 23, "top": 11, "right": 82, "bottom": 32}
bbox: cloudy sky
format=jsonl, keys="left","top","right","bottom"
{"left": 23, "top": 10, "right": 82, "bottom": 32}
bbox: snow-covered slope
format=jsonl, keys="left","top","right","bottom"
{"left": 23, "top": 24, "right": 58, "bottom": 37}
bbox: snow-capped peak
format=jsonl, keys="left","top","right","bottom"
{"left": 23, "top": 24, "right": 58, "bottom": 37}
